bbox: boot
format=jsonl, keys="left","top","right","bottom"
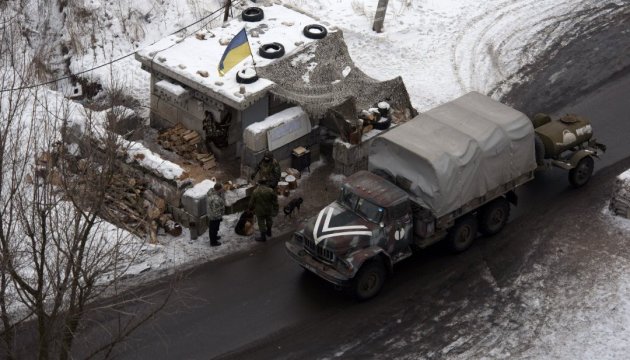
{"left": 255, "top": 232, "right": 267, "bottom": 242}
{"left": 266, "top": 227, "right": 272, "bottom": 237}
{"left": 210, "top": 241, "right": 222, "bottom": 247}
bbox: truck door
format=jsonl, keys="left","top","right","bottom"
{"left": 386, "top": 201, "right": 413, "bottom": 259}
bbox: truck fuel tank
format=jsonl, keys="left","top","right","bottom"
{"left": 534, "top": 114, "right": 593, "bottom": 158}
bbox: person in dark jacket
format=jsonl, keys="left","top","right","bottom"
{"left": 251, "top": 151, "right": 281, "bottom": 189}
{"left": 248, "top": 180, "right": 279, "bottom": 242}
{"left": 206, "top": 183, "right": 225, "bottom": 247}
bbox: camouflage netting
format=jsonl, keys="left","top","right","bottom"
{"left": 257, "top": 30, "right": 417, "bottom": 123}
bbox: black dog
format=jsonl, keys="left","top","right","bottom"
{"left": 283, "top": 197, "right": 303, "bottom": 218}
{"left": 235, "top": 209, "right": 255, "bottom": 236}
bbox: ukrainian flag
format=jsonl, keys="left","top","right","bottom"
{"left": 218, "top": 28, "right": 252, "bottom": 76}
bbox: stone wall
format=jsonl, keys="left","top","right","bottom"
{"left": 610, "top": 171, "right": 630, "bottom": 219}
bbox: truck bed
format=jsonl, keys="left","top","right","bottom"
{"left": 369, "top": 92, "right": 538, "bottom": 219}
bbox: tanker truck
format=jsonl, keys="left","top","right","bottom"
{"left": 285, "top": 92, "right": 606, "bottom": 300}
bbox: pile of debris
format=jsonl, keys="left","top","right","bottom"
{"left": 157, "top": 123, "right": 216, "bottom": 170}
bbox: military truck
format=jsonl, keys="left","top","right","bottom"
{"left": 286, "top": 92, "right": 605, "bottom": 300}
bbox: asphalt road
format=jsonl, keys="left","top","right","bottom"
{"left": 84, "top": 67, "right": 630, "bottom": 360}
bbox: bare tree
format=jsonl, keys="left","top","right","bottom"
{"left": 0, "top": 13, "right": 172, "bottom": 360}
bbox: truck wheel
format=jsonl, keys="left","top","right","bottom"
{"left": 446, "top": 215, "right": 477, "bottom": 253}
{"left": 569, "top": 156, "right": 594, "bottom": 188}
{"left": 352, "top": 259, "right": 386, "bottom": 301}
{"left": 478, "top": 197, "right": 510, "bottom": 236}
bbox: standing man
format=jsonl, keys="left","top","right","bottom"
{"left": 249, "top": 180, "right": 279, "bottom": 242}
{"left": 251, "top": 151, "right": 281, "bottom": 189}
{"left": 207, "top": 182, "right": 225, "bottom": 247}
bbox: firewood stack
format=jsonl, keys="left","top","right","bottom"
{"left": 157, "top": 124, "right": 216, "bottom": 170}
{"left": 101, "top": 175, "right": 182, "bottom": 241}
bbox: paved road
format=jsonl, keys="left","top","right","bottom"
{"left": 88, "top": 68, "right": 630, "bottom": 360}
{"left": 217, "top": 72, "right": 630, "bottom": 360}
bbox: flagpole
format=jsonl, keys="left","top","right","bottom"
{"left": 245, "top": 30, "right": 257, "bottom": 74}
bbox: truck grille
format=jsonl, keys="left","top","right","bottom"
{"left": 303, "top": 236, "right": 335, "bottom": 263}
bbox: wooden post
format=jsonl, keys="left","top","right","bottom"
{"left": 372, "top": 0, "right": 389, "bottom": 33}
{"left": 223, "top": 0, "right": 232, "bottom": 22}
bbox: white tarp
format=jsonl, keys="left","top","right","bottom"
{"left": 369, "top": 91, "right": 536, "bottom": 217}
{"left": 243, "top": 107, "right": 311, "bottom": 152}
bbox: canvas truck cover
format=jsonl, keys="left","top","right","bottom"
{"left": 369, "top": 91, "right": 536, "bottom": 218}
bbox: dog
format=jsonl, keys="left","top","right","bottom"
{"left": 235, "top": 209, "right": 255, "bottom": 236}
{"left": 283, "top": 197, "right": 303, "bottom": 218}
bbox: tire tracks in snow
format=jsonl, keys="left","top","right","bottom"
{"left": 451, "top": 0, "right": 623, "bottom": 95}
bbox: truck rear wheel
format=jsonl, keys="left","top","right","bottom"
{"left": 352, "top": 259, "right": 386, "bottom": 301}
{"left": 447, "top": 215, "right": 477, "bottom": 253}
{"left": 478, "top": 197, "right": 510, "bottom": 236}
{"left": 569, "top": 156, "right": 594, "bottom": 188}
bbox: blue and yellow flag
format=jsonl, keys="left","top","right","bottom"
{"left": 218, "top": 28, "right": 252, "bottom": 76}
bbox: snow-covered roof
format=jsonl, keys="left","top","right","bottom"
{"left": 135, "top": 3, "right": 335, "bottom": 110}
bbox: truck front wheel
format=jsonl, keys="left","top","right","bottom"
{"left": 447, "top": 215, "right": 477, "bottom": 253}
{"left": 569, "top": 156, "right": 594, "bottom": 188}
{"left": 352, "top": 259, "right": 386, "bottom": 301}
{"left": 478, "top": 197, "right": 510, "bottom": 236}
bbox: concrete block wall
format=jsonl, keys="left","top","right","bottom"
{"left": 332, "top": 136, "right": 378, "bottom": 176}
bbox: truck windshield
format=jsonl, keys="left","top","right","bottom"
{"left": 356, "top": 198, "right": 384, "bottom": 223}
{"left": 339, "top": 187, "right": 359, "bottom": 209}
{"left": 339, "top": 186, "right": 385, "bottom": 223}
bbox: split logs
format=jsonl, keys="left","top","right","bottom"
{"left": 100, "top": 174, "right": 181, "bottom": 239}
{"left": 157, "top": 123, "right": 216, "bottom": 170}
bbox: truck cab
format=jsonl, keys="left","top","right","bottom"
{"left": 285, "top": 170, "right": 414, "bottom": 300}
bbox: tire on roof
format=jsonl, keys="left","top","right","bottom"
{"left": 236, "top": 67, "right": 258, "bottom": 84}
{"left": 242, "top": 7, "right": 264, "bottom": 22}
{"left": 303, "top": 24, "right": 328, "bottom": 39}
{"left": 259, "top": 42, "right": 285, "bottom": 59}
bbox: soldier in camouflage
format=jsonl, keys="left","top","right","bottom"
{"left": 251, "top": 151, "right": 281, "bottom": 189}
{"left": 248, "top": 179, "right": 279, "bottom": 242}
{"left": 206, "top": 183, "right": 225, "bottom": 247}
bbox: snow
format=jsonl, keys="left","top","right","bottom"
{"left": 4, "top": 0, "right": 630, "bottom": 356}
{"left": 618, "top": 169, "right": 630, "bottom": 182}
{"left": 183, "top": 179, "right": 216, "bottom": 199}
{"left": 155, "top": 79, "right": 188, "bottom": 97}
{"left": 126, "top": 141, "right": 185, "bottom": 180}
{"left": 135, "top": 3, "right": 336, "bottom": 105}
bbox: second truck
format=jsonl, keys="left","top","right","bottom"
{"left": 286, "top": 91, "right": 606, "bottom": 300}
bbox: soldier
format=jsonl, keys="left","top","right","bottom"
{"left": 248, "top": 180, "right": 279, "bottom": 242}
{"left": 206, "top": 182, "right": 225, "bottom": 247}
{"left": 251, "top": 151, "right": 281, "bottom": 189}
